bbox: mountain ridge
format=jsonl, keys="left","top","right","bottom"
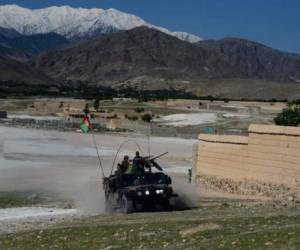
{"left": 0, "top": 27, "right": 69, "bottom": 57}
{"left": 32, "top": 26, "right": 300, "bottom": 84}
{"left": 0, "top": 23, "right": 300, "bottom": 99}
{"left": 0, "top": 4, "right": 202, "bottom": 43}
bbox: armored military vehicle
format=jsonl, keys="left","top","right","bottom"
{"left": 103, "top": 153, "right": 177, "bottom": 213}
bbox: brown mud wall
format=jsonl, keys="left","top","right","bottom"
{"left": 195, "top": 124, "right": 300, "bottom": 199}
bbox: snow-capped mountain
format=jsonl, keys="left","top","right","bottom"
{"left": 0, "top": 5, "right": 202, "bottom": 43}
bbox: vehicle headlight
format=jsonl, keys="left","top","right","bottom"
{"left": 145, "top": 190, "right": 150, "bottom": 195}
{"left": 156, "top": 189, "right": 164, "bottom": 194}
{"left": 137, "top": 191, "right": 142, "bottom": 196}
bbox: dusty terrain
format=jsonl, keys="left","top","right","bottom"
{"left": 0, "top": 126, "right": 196, "bottom": 230}
{"left": 0, "top": 99, "right": 294, "bottom": 249}
{"left": 1, "top": 197, "right": 300, "bottom": 249}
{"left": 0, "top": 126, "right": 299, "bottom": 249}
{"left": 0, "top": 125, "right": 195, "bottom": 200}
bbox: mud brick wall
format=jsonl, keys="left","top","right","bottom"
{"left": 195, "top": 124, "right": 300, "bottom": 197}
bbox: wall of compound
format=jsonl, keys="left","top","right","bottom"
{"left": 195, "top": 124, "right": 300, "bottom": 186}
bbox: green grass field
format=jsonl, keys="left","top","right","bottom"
{"left": 0, "top": 192, "right": 41, "bottom": 209}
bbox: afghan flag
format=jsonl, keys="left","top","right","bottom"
{"left": 80, "top": 116, "right": 90, "bottom": 133}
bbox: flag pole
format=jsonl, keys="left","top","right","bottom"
{"left": 90, "top": 127, "right": 105, "bottom": 178}
{"left": 82, "top": 103, "right": 105, "bottom": 178}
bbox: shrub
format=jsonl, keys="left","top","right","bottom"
{"left": 274, "top": 100, "right": 300, "bottom": 126}
{"left": 134, "top": 107, "right": 145, "bottom": 113}
{"left": 125, "top": 114, "right": 138, "bottom": 121}
{"left": 141, "top": 113, "right": 152, "bottom": 123}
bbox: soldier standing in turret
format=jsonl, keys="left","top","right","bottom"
{"left": 132, "top": 151, "right": 145, "bottom": 174}
{"left": 118, "top": 155, "right": 130, "bottom": 174}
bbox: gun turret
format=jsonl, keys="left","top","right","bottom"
{"left": 149, "top": 152, "right": 168, "bottom": 162}
{"left": 143, "top": 152, "right": 168, "bottom": 171}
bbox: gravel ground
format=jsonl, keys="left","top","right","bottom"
{"left": 1, "top": 197, "right": 300, "bottom": 249}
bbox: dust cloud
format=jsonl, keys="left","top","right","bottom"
{"left": 171, "top": 175, "right": 199, "bottom": 210}
{"left": 0, "top": 127, "right": 197, "bottom": 214}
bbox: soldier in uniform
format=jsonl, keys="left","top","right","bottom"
{"left": 133, "top": 151, "right": 141, "bottom": 164}
{"left": 132, "top": 151, "right": 145, "bottom": 174}
{"left": 118, "top": 155, "right": 130, "bottom": 174}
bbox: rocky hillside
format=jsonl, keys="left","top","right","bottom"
{"left": 196, "top": 38, "right": 300, "bottom": 82}
{"left": 0, "top": 27, "right": 68, "bottom": 56}
{"left": 0, "top": 55, "right": 53, "bottom": 85}
{"left": 0, "top": 25, "right": 300, "bottom": 99}
{"left": 0, "top": 45, "right": 28, "bottom": 61}
{"left": 32, "top": 27, "right": 205, "bottom": 83}
{"left": 0, "top": 52, "right": 56, "bottom": 98}
{"left": 32, "top": 27, "right": 300, "bottom": 85}
{"left": 0, "top": 28, "right": 58, "bottom": 89}
{"left": 7, "top": 33, "right": 69, "bottom": 55}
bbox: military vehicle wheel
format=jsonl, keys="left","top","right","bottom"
{"left": 163, "top": 200, "right": 172, "bottom": 211}
{"left": 142, "top": 202, "right": 155, "bottom": 212}
{"left": 121, "top": 195, "right": 133, "bottom": 214}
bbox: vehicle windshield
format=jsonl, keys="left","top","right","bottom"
{"left": 121, "top": 173, "right": 168, "bottom": 187}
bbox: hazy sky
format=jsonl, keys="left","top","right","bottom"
{"left": 0, "top": 0, "right": 299, "bottom": 53}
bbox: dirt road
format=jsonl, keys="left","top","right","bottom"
{"left": 0, "top": 126, "right": 196, "bottom": 214}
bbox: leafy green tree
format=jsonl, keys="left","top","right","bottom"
{"left": 141, "top": 113, "right": 152, "bottom": 123}
{"left": 274, "top": 100, "right": 300, "bottom": 126}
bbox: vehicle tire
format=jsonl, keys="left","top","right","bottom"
{"left": 121, "top": 195, "right": 133, "bottom": 214}
{"left": 142, "top": 202, "right": 155, "bottom": 212}
{"left": 163, "top": 200, "right": 172, "bottom": 211}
